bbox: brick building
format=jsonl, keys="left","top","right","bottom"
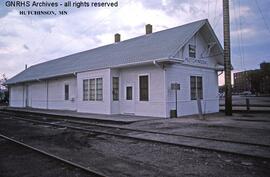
{"left": 233, "top": 62, "right": 270, "bottom": 94}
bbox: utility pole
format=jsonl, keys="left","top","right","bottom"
{"left": 223, "top": 0, "right": 232, "bottom": 115}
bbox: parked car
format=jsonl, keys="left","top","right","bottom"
{"left": 241, "top": 91, "right": 252, "bottom": 96}
{"left": 219, "top": 92, "right": 225, "bottom": 98}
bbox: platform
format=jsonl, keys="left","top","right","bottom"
{"left": 0, "top": 107, "right": 163, "bottom": 124}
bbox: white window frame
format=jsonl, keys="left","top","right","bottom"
{"left": 126, "top": 85, "right": 133, "bottom": 100}
{"left": 89, "top": 78, "right": 96, "bottom": 101}
{"left": 83, "top": 79, "right": 89, "bottom": 101}
{"left": 112, "top": 77, "right": 119, "bottom": 101}
{"left": 190, "top": 75, "right": 203, "bottom": 100}
{"left": 138, "top": 73, "right": 150, "bottom": 102}
{"left": 82, "top": 77, "right": 103, "bottom": 101}
{"left": 64, "top": 84, "right": 69, "bottom": 101}
{"left": 96, "top": 78, "right": 103, "bottom": 101}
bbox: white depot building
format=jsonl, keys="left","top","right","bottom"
{"left": 6, "top": 19, "right": 224, "bottom": 118}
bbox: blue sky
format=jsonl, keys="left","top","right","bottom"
{"left": 0, "top": 0, "right": 269, "bottom": 85}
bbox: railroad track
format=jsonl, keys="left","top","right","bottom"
{"left": 1, "top": 110, "right": 269, "bottom": 148}
{"left": 0, "top": 134, "right": 106, "bottom": 177}
{"left": 1, "top": 110, "right": 270, "bottom": 159}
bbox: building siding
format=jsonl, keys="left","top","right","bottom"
{"left": 10, "top": 85, "right": 24, "bottom": 107}
{"left": 119, "top": 65, "right": 166, "bottom": 117}
{"left": 9, "top": 76, "right": 77, "bottom": 110}
{"left": 165, "top": 64, "right": 219, "bottom": 117}
{"left": 47, "top": 77, "right": 77, "bottom": 111}
{"left": 8, "top": 22, "right": 222, "bottom": 118}
{"left": 76, "top": 68, "right": 111, "bottom": 114}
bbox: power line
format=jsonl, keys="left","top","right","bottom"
{"left": 253, "top": 0, "right": 270, "bottom": 34}
{"left": 208, "top": 0, "right": 209, "bottom": 19}
{"left": 238, "top": 0, "right": 246, "bottom": 70}
{"left": 213, "top": 0, "right": 218, "bottom": 26}
{"left": 232, "top": 0, "right": 245, "bottom": 69}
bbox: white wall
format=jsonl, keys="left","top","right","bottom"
{"left": 27, "top": 81, "right": 46, "bottom": 109}
{"left": 9, "top": 76, "right": 77, "bottom": 110}
{"left": 76, "top": 66, "right": 166, "bottom": 117}
{"left": 181, "top": 31, "right": 219, "bottom": 68}
{"left": 119, "top": 65, "right": 166, "bottom": 117}
{"left": 9, "top": 85, "right": 24, "bottom": 107}
{"left": 77, "top": 68, "right": 111, "bottom": 114}
{"left": 164, "top": 30, "right": 220, "bottom": 117}
{"left": 165, "top": 64, "right": 219, "bottom": 117}
{"left": 47, "top": 77, "right": 77, "bottom": 110}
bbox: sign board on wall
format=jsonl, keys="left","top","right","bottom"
{"left": 171, "top": 83, "right": 180, "bottom": 90}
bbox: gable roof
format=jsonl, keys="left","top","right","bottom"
{"left": 6, "top": 19, "right": 223, "bottom": 85}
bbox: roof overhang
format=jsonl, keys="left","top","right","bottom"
{"left": 6, "top": 73, "right": 75, "bottom": 85}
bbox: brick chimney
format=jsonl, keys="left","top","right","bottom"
{"left": 114, "top": 33, "right": 120, "bottom": 42}
{"left": 145, "top": 24, "right": 152, "bottom": 34}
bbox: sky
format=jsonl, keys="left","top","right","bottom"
{"left": 0, "top": 0, "right": 269, "bottom": 86}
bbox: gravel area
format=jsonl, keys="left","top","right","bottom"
{"left": 0, "top": 116, "right": 269, "bottom": 177}
{"left": 124, "top": 113, "right": 270, "bottom": 146}
{"left": 0, "top": 138, "right": 97, "bottom": 177}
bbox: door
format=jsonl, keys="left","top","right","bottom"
{"left": 123, "top": 84, "right": 135, "bottom": 114}
{"left": 25, "top": 85, "right": 29, "bottom": 107}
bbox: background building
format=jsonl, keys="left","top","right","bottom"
{"left": 233, "top": 62, "right": 270, "bottom": 94}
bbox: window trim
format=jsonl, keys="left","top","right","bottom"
{"left": 64, "top": 84, "right": 69, "bottom": 101}
{"left": 189, "top": 44, "right": 196, "bottom": 58}
{"left": 126, "top": 86, "right": 133, "bottom": 100}
{"left": 89, "top": 78, "right": 96, "bottom": 101}
{"left": 112, "top": 77, "right": 119, "bottom": 101}
{"left": 190, "top": 76, "right": 203, "bottom": 100}
{"left": 96, "top": 78, "right": 103, "bottom": 101}
{"left": 83, "top": 79, "right": 89, "bottom": 101}
{"left": 82, "top": 77, "right": 103, "bottom": 102}
{"left": 138, "top": 74, "right": 150, "bottom": 101}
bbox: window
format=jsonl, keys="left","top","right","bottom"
{"left": 189, "top": 44, "right": 196, "bottom": 58}
{"left": 139, "top": 75, "right": 149, "bottom": 101}
{"left": 83, "top": 80, "right": 89, "bottom": 101}
{"left": 64, "top": 84, "right": 69, "bottom": 100}
{"left": 83, "top": 78, "right": 103, "bottom": 101}
{"left": 89, "top": 79, "right": 95, "bottom": 101}
{"left": 190, "top": 76, "right": 203, "bottom": 100}
{"left": 113, "top": 77, "right": 119, "bottom": 101}
{"left": 96, "top": 78, "right": 103, "bottom": 101}
{"left": 126, "top": 86, "right": 132, "bottom": 100}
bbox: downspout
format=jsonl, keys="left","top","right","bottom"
{"left": 73, "top": 72, "right": 77, "bottom": 111}
{"left": 22, "top": 84, "right": 25, "bottom": 107}
{"left": 153, "top": 60, "right": 168, "bottom": 118}
{"left": 8, "top": 85, "right": 11, "bottom": 106}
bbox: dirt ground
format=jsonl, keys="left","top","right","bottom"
{"left": 0, "top": 138, "right": 97, "bottom": 177}
{"left": 0, "top": 114, "right": 269, "bottom": 177}
{"left": 123, "top": 113, "right": 270, "bottom": 147}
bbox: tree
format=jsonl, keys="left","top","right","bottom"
{"left": 0, "top": 74, "right": 8, "bottom": 104}
{"left": 0, "top": 74, "right": 7, "bottom": 90}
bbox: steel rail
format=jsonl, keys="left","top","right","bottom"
{"left": 1, "top": 111, "right": 270, "bottom": 160}
{"left": 0, "top": 134, "right": 107, "bottom": 177}
{"left": 1, "top": 110, "right": 269, "bottom": 148}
